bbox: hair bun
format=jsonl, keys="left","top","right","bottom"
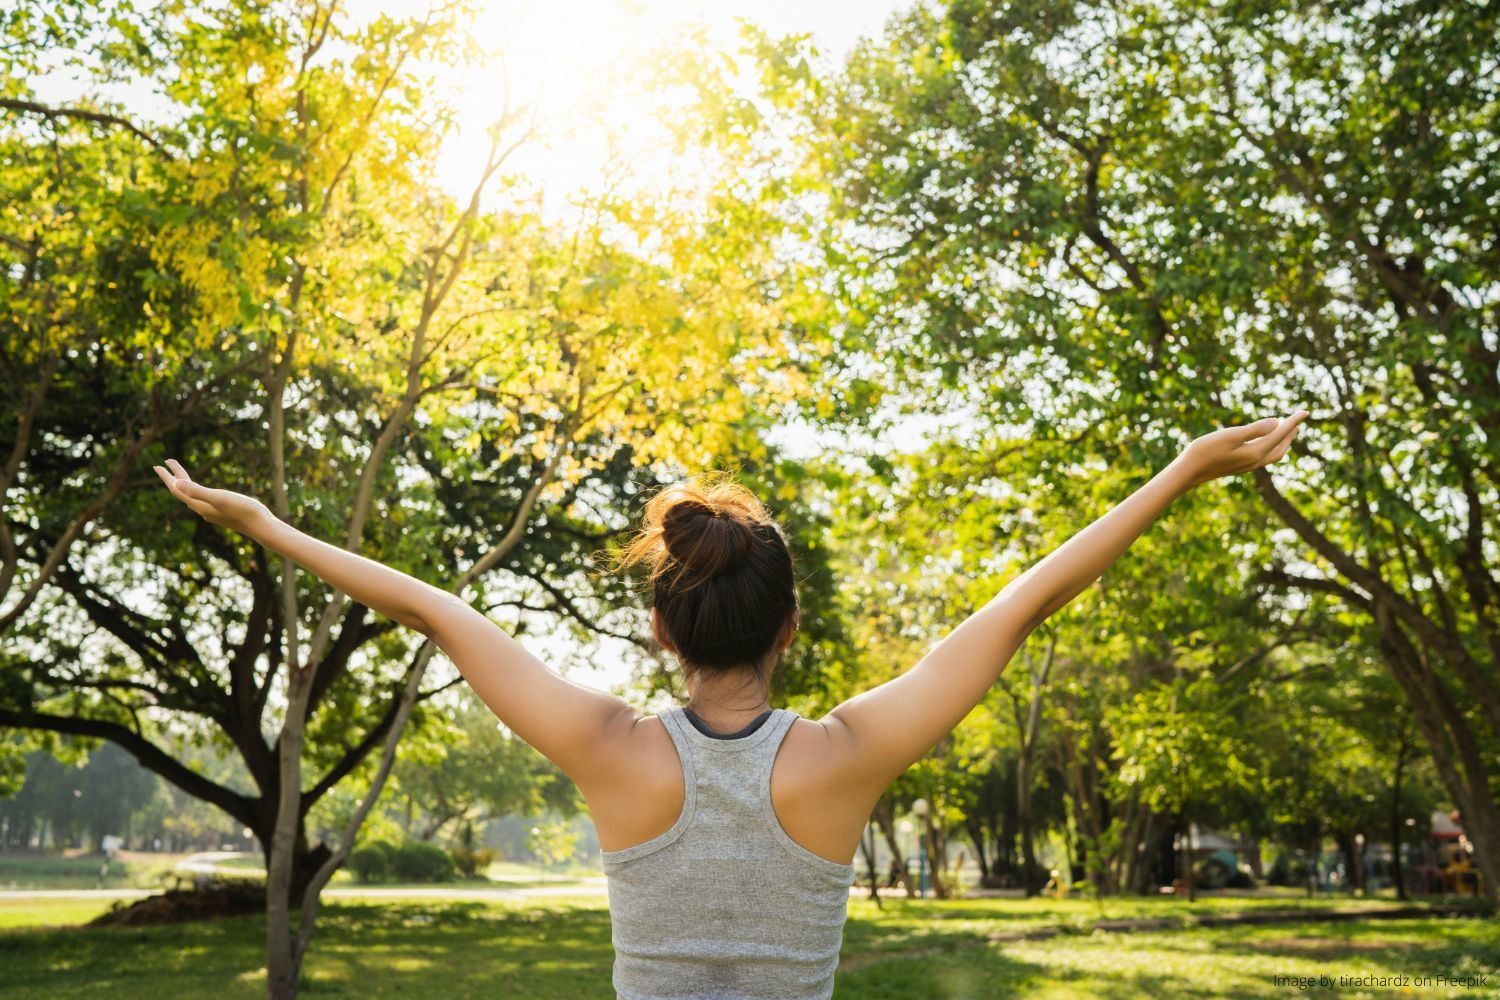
{"left": 612, "top": 474, "right": 798, "bottom": 671}
{"left": 660, "top": 496, "right": 756, "bottom": 581}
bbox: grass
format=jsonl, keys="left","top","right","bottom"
{"left": 833, "top": 897, "right": 1498, "bottom": 998}
{"left": 0, "top": 897, "right": 616, "bottom": 999}
{"left": 0, "top": 852, "right": 602, "bottom": 892}
{"left": 835, "top": 915, "right": 1499, "bottom": 998}
{"left": 0, "top": 897, "right": 125, "bottom": 930}
{"left": 0, "top": 894, "right": 1493, "bottom": 998}
{"left": 0, "top": 853, "right": 188, "bottom": 891}
{"left": 328, "top": 881, "right": 597, "bottom": 893}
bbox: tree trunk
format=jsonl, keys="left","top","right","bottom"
{"left": 1256, "top": 475, "right": 1500, "bottom": 904}
{"left": 998, "top": 798, "right": 1018, "bottom": 882}
{"left": 1180, "top": 817, "right": 1195, "bottom": 902}
{"left": 1375, "top": 606, "right": 1500, "bottom": 903}
{"left": 1392, "top": 729, "right": 1409, "bottom": 901}
{"left": 873, "top": 799, "right": 911, "bottom": 896}
{"left": 1012, "top": 635, "right": 1055, "bottom": 896}
{"left": 1057, "top": 722, "right": 1117, "bottom": 894}
{"left": 965, "top": 816, "right": 991, "bottom": 881}
{"left": 265, "top": 670, "right": 316, "bottom": 1000}
{"left": 256, "top": 829, "right": 330, "bottom": 905}
{"left": 859, "top": 822, "right": 882, "bottom": 907}
{"left": 1017, "top": 750, "right": 1039, "bottom": 896}
{"left": 922, "top": 809, "right": 952, "bottom": 899}
{"left": 1119, "top": 803, "right": 1146, "bottom": 894}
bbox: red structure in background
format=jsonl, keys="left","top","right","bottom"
{"left": 1407, "top": 810, "right": 1485, "bottom": 897}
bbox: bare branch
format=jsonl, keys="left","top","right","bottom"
{"left": 0, "top": 708, "right": 256, "bottom": 826}
{"left": 0, "top": 98, "right": 174, "bottom": 157}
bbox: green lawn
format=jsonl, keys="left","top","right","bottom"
{"left": 200, "top": 856, "right": 604, "bottom": 883}
{"left": 0, "top": 853, "right": 189, "bottom": 891}
{"left": 0, "top": 895, "right": 1493, "bottom": 998}
{"left": 0, "top": 852, "right": 602, "bottom": 893}
{"left": 837, "top": 915, "right": 1499, "bottom": 998}
{"left": 0, "top": 897, "right": 129, "bottom": 930}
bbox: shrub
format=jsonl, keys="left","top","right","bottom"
{"left": 1226, "top": 867, "right": 1255, "bottom": 889}
{"left": 451, "top": 845, "right": 495, "bottom": 879}
{"left": 349, "top": 841, "right": 395, "bottom": 884}
{"left": 390, "top": 841, "right": 456, "bottom": 883}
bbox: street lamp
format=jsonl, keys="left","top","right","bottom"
{"left": 911, "top": 798, "right": 930, "bottom": 899}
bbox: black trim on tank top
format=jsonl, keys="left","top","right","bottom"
{"left": 682, "top": 707, "right": 775, "bottom": 740}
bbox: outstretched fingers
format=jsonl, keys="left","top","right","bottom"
{"left": 161, "top": 460, "right": 208, "bottom": 497}
{"left": 154, "top": 461, "right": 213, "bottom": 516}
{"left": 1254, "top": 411, "right": 1308, "bottom": 466}
{"left": 1227, "top": 417, "right": 1281, "bottom": 444}
{"left": 153, "top": 464, "right": 187, "bottom": 497}
{"left": 164, "top": 458, "right": 195, "bottom": 486}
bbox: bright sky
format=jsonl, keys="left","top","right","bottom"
{"left": 380, "top": 0, "right": 913, "bottom": 217}
{"left": 34, "top": 0, "right": 916, "bottom": 703}
{"left": 394, "top": 0, "right": 917, "bottom": 698}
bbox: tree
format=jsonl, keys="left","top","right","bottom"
{"left": 0, "top": 743, "right": 159, "bottom": 852}
{"left": 704, "top": 0, "right": 1500, "bottom": 899}
{"left": 2, "top": 3, "right": 822, "bottom": 995}
{"left": 390, "top": 692, "right": 578, "bottom": 842}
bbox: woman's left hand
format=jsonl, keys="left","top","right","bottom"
{"left": 1174, "top": 411, "right": 1308, "bottom": 488}
{"left": 154, "top": 459, "right": 274, "bottom": 533}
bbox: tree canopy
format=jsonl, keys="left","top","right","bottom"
{"left": 3, "top": 3, "right": 1496, "bottom": 995}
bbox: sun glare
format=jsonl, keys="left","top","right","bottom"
{"left": 353, "top": 0, "right": 728, "bottom": 219}
{"left": 374, "top": 0, "right": 907, "bottom": 219}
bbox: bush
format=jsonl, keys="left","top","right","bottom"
{"left": 451, "top": 845, "right": 495, "bottom": 879}
{"left": 390, "top": 840, "right": 456, "bottom": 883}
{"left": 1225, "top": 867, "right": 1255, "bottom": 889}
{"left": 349, "top": 841, "right": 395, "bottom": 884}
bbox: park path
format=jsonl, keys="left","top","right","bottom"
{"left": 0, "top": 882, "right": 609, "bottom": 902}
{"left": 173, "top": 850, "right": 249, "bottom": 876}
{"left": 0, "top": 851, "right": 610, "bottom": 902}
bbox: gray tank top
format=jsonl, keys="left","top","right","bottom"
{"left": 601, "top": 706, "right": 857, "bottom": 1000}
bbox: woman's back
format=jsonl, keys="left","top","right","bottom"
{"left": 603, "top": 707, "right": 856, "bottom": 1000}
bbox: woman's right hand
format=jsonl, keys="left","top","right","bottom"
{"left": 1174, "top": 411, "right": 1308, "bottom": 488}
{"left": 154, "top": 459, "right": 274, "bottom": 534}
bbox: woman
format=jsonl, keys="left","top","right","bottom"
{"left": 154, "top": 410, "right": 1305, "bottom": 999}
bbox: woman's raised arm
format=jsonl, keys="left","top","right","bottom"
{"left": 154, "top": 460, "right": 639, "bottom": 783}
{"left": 156, "top": 460, "right": 458, "bottom": 635}
{"left": 815, "top": 412, "right": 1308, "bottom": 797}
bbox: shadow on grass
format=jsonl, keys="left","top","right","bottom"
{"left": 1202, "top": 917, "right": 1500, "bottom": 968}
{"left": 0, "top": 900, "right": 619, "bottom": 1000}
{"left": 835, "top": 911, "right": 1500, "bottom": 999}
{"left": 6, "top": 897, "right": 1494, "bottom": 1000}
{"left": 834, "top": 934, "right": 1272, "bottom": 1000}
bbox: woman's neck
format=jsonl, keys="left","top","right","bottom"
{"left": 685, "top": 667, "right": 771, "bottom": 733}
{"left": 686, "top": 700, "right": 772, "bottom": 734}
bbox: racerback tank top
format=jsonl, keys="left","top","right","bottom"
{"left": 601, "top": 706, "right": 857, "bottom": 1000}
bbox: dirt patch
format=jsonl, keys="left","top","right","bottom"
{"left": 87, "top": 881, "right": 265, "bottom": 927}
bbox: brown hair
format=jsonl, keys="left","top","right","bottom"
{"left": 616, "top": 474, "right": 798, "bottom": 678}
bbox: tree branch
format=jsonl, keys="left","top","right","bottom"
{"left": 0, "top": 98, "right": 174, "bottom": 157}
{"left": 0, "top": 708, "right": 256, "bottom": 826}
{"left": 1254, "top": 469, "right": 1500, "bottom": 735}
